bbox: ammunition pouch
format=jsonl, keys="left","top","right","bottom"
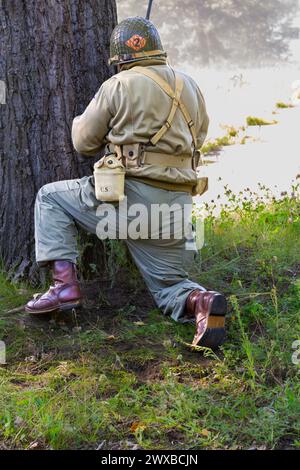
{"left": 105, "top": 143, "right": 208, "bottom": 196}
{"left": 107, "top": 143, "right": 198, "bottom": 170}
{"left": 192, "top": 176, "right": 208, "bottom": 197}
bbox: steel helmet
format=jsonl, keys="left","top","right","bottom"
{"left": 109, "top": 16, "right": 167, "bottom": 66}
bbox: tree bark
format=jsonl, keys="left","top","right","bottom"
{"left": 0, "top": 0, "right": 117, "bottom": 281}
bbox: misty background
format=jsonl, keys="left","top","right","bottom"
{"left": 117, "top": 0, "right": 300, "bottom": 206}
{"left": 117, "top": 0, "right": 300, "bottom": 136}
{"left": 117, "top": 0, "right": 300, "bottom": 68}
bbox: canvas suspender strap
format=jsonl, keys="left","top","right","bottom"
{"left": 150, "top": 74, "right": 184, "bottom": 146}
{"left": 133, "top": 66, "right": 198, "bottom": 149}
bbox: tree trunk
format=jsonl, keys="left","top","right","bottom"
{"left": 0, "top": 0, "right": 117, "bottom": 281}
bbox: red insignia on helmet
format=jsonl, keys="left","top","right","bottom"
{"left": 125, "top": 35, "right": 147, "bottom": 51}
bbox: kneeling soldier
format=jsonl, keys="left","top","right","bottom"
{"left": 26, "top": 17, "right": 227, "bottom": 349}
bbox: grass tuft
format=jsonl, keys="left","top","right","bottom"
{"left": 246, "top": 116, "right": 278, "bottom": 126}
{"left": 276, "top": 102, "right": 294, "bottom": 109}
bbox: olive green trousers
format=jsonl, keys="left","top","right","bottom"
{"left": 34, "top": 176, "right": 203, "bottom": 322}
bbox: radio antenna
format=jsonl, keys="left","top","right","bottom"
{"left": 146, "top": 0, "right": 154, "bottom": 20}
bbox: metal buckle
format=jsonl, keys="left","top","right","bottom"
{"left": 104, "top": 144, "right": 117, "bottom": 158}
{"left": 138, "top": 144, "right": 146, "bottom": 167}
{"left": 192, "top": 150, "right": 201, "bottom": 171}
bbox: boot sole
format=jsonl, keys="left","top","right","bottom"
{"left": 197, "top": 294, "right": 227, "bottom": 350}
{"left": 25, "top": 300, "right": 82, "bottom": 315}
{"left": 210, "top": 294, "right": 227, "bottom": 316}
{"left": 198, "top": 326, "right": 226, "bottom": 350}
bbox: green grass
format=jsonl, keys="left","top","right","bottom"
{"left": 201, "top": 96, "right": 293, "bottom": 158}
{"left": 201, "top": 127, "right": 239, "bottom": 155}
{"left": 246, "top": 116, "right": 278, "bottom": 126}
{"left": 0, "top": 185, "right": 300, "bottom": 450}
{"left": 276, "top": 102, "right": 294, "bottom": 109}
{"left": 201, "top": 123, "right": 257, "bottom": 156}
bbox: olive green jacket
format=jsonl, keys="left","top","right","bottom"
{"left": 71, "top": 59, "right": 209, "bottom": 193}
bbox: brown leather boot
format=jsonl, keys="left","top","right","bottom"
{"left": 186, "top": 289, "right": 227, "bottom": 350}
{"left": 25, "top": 261, "right": 82, "bottom": 315}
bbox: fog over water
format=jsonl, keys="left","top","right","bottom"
{"left": 117, "top": 1, "right": 300, "bottom": 207}
{"left": 117, "top": 1, "right": 300, "bottom": 137}
{"left": 117, "top": 1, "right": 300, "bottom": 68}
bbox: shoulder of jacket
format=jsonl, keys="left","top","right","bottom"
{"left": 174, "top": 69, "right": 205, "bottom": 101}
{"left": 97, "top": 75, "right": 127, "bottom": 99}
{"left": 101, "top": 71, "right": 138, "bottom": 91}
{"left": 172, "top": 69, "right": 199, "bottom": 88}
{"left": 102, "top": 75, "right": 120, "bottom": 87}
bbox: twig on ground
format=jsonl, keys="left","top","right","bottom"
{"left": 3, "top": 305, "right": 26, "bottom": 314}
